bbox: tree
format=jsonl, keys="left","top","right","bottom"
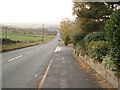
{"left": 60, "top": 19, "right": 72, "bottom": 40}
{"left": 72, "top": 2, "right": 118, "bottom": 33}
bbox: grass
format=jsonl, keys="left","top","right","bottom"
{"left": 1, "top": 39, "right": 55, "bottom": 52}
{"left": 1, "top": 33, "right": 53, "bottom": 41}
{"left": 1, "top": 42, "right": 41, "bottom": 52}
{"left": 0, "top": 33, "right": 55, "bottom": 52}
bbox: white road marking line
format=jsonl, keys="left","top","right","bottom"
{"left": 55, "top": 46, "right": 58, "bottom": 52}
{"left": 35, "top": 74, "right": 38, "bottom": 77}
{"left": 26, "top": 51, "right": 34, "bottom": 54}
{"left": 9, "top": 55, "right": 23, "bottom": 62}
{"left": 38, "top": 52, "right": 55, "bottom": 88}
{"left": 58, "top": 47, "right": 61, "bottom": 51}
{"left": 55, "top": 46, "right": 61, "bottom": 52}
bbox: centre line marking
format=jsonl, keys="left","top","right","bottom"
{"left": 9, "top": 55, "right": 23, "bottom": 62}
{"left": 26, "top": 51, "right": 34, "bottom": 54}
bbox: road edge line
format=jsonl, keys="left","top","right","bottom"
{"left": 37, "top": 51, "right": 56, "bottom": 88}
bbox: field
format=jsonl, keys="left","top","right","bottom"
{"left": 0, "top": 32, "right": 55, "bottom": 52}
{"left": 1, "top": 32, "right": 53, "bottom": 41}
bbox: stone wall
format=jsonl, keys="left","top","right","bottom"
{"left": 74, "top": 49, "right": 119, "bottom": 88}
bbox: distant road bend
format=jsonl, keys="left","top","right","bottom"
{"left": 2, "top": 35, "right": 59, "bottom": 88}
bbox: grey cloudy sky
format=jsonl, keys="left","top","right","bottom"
{"left": 0, "top": 0, "right": 74, "bottom": 24}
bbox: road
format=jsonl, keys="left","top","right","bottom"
{"left": 2, "top": 36, "right": 59, "bottom": 88}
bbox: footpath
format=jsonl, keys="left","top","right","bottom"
{"left": 41, "top": 46, "right": 111, "bottom": 88}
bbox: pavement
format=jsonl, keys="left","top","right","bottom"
{"left": 42, "top": 46, "right": 102, "bottom": 88}
{"left": 2, "top": 35, "right": 60, "bottom": 88}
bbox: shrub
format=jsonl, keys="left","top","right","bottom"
{"left": 64, "top": 34, "right": 70, "bottom": 46}
{"left": 87, "top": 41, "right": 109, "bottom": 62}
{"left": 73, "top": 33, "right": 86, "bottom": 49}
{"left": 75, "top": 45, "right": 87, "bottom": 56}
{"left": 102, "top": 55, "right": 117, "bottom": 71}
{"left": 102, "top": 55, "right": 120, "bottom": 76}
{"left": 84, "top": 31, "right": 106, "bottom": 47}
{"left": 104, "top": 9, "right": 120, "bottom": 72}
{"left": 73, "top": 33, "right": 86, "bottom": 44}
{"left": 75, "top": 45, "right": 81, "bottom": 56}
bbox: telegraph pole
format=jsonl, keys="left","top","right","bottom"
{"left": 42, "top": 24, "right": 44, "bottom": 42}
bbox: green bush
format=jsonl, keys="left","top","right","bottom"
{"left": 104, "top": 9, "right": 120, "bottom": 72}
{"left": 73, "top": 33, "right": 86, "bottom": 44}
{"left": 84, "top": 31, "right": 106, "bottom": 47}
{"left": 87, "top": 41, "right": 109, "bottom": 62}
{"left": 64, "top": 34, "right": 70, "bottom": 46}
{"left": 73, "top": 33, "right": 86, "bottom": 49}
{"left": 102, "top": 55, "right": 117, "bottom": 70}
{"left": 102, "top": 55, "right": 120, "bottom": 76}
{"left": 75, "top": 45, "right": 87, "bottom": 56}
{"left": 75, "top": 45, "right": 81, "bottom": 56}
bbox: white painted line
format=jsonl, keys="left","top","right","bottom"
{"left": 26, "top": 51, "right": 34, "bottom": 54}
{"left": 58, "top": 47, "right": 61, "bottom": 51}
{"left": 55, "top": 46, "right": 61, "bottom": 52}
{"left": 35, "top": 74, "right": 38, "bottom": 77}
{"left": 9, "top": 55, "right": 23, "bottom": 62}
{"left": 38, "top": 52, "right": 55, "bottom": 88}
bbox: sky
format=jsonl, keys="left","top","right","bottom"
{"left": 0, "top": 0, "right": 74, "bottom": 24}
